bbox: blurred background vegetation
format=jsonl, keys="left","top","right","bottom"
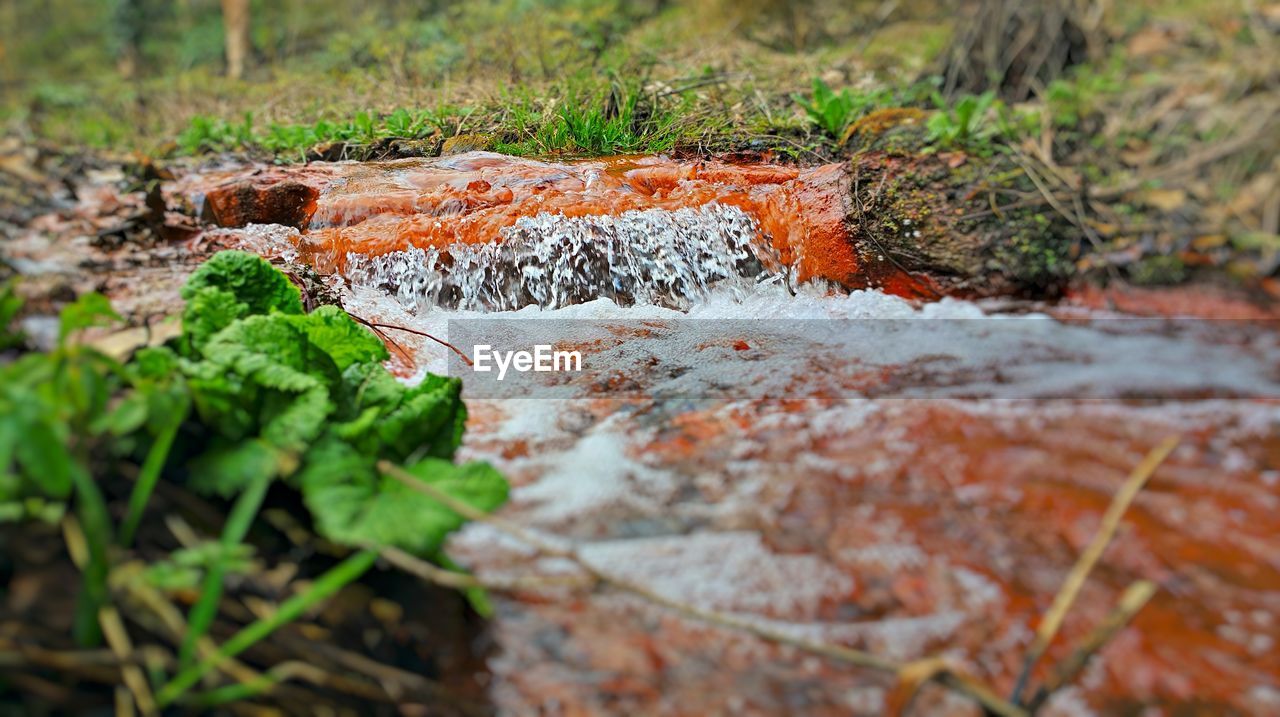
{"left": 1, "top": 0, "right": 1277, "bottom": 288}
{"left": 0, "top": 0, "right": 962, "bottom": 150}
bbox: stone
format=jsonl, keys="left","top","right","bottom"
{"left": 201, "top": 171, "right": 321, "bottom": 229}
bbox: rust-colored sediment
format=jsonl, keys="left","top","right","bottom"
{"left": 457, "top": 398, "right": 1280, "bottom": 716}
{"left": 185, "top": 152, "right": 925, "bottom": 293}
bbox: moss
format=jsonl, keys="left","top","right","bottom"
{"left": 440, "top": 134, "right": 493, "bottom": 155}
{"left": 1128, "top": 255, "right": 1189, "bottom": 285}
{"left": 987, "top": 215, "right": 1074, "bottom": 289}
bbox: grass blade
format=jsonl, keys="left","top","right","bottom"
{"left": 155, "top": 549, "right": 378, "bottom": 707}
{"left": 119, "top": 409, "right": 186, "bottom": 547}
{"left": 178, "top": 469, "right": 273, "bottom": 665}
{"left": 67, "top": 464, "right": 113, "bottom": 647}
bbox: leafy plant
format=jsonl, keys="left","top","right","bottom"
{"left": 0, "top": 279, "right": 24, "bottom": 351}
{"left": 177, "top": 112, "right": 257, "bottom": 154}
{"left": 0, "top": 251, "right": 507, "bottom": 703}
{"left": 925, "top": 90, "right": 1000, "bottom": 152}
{"left": 793, "top": 78, "right": 892, "bottom": 138}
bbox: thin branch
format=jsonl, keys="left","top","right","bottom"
{"left": 377, "top": 545, "right": 592, "bottom": 592}
{"left": 97, "top": 606, "right": 158, "bottom": 717}
{"left": 349, "top": 313, "right": 474, "bottom": 366}
{"left": 1027, "top": 580, "right": 1158, "bottom": 712}
{"left": 1010, "top": 436, "right": 1179, "bottom": 705}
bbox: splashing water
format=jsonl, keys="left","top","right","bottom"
{"left": 343, "top": 203, "right": 784, "bottom": 311}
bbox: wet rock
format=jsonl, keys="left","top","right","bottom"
{"left": 850, "top": 151, "right": 1073, "bottom": 295}
{"left": 201, "top": 171, "right": 321, "bottom": 229}
{"left": 386, "top": 137, "right": 442, "bottom": 158}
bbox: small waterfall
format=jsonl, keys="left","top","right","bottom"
{"left": 342, "top": 203, "right": 784, "bottom": 312}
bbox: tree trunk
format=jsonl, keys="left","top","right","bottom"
{"left": 221, "top": 0, "right": 250, "bottom": 80}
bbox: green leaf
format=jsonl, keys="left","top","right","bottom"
{"left": 0, "top": 279, "right": 24, "bottom": 350}
{"left": 182, "top": 287, "right": 250, "bottom": 350}
{"left": 181, "top": 250, "right": 303, "bottom": 320}
{"left": 299, "top": 440, "right": 507, "bottom": 556}
{"left": 378, "top": 375, "right": 466, "bottom": 460}
{"left": 190, "top": 315, "right": 337, "bottom": 449}
{"left": 187, "top": 439, "right": 282, "bottom": 498}
{"left": 14, "top": 419, "right": 73, "bottom": 499}
{"left": 92, "top": 391, "right": 150, "bottom": 436}
{"left": 59, "top": 292, "right": 121, "bottom": 342}
{"left": 334, "top": 365, "right": 465, "bottom": 460}
{"left": 285, "top": 305, "right": 389, "bottom": 371}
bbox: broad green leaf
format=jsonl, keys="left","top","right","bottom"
{"left": 181, "top": 251, "right": 303, "bottom": 317}
{"left": 187, "top": 440, "right": 281, "bottom": 498}
{"left": 182, "top": 287, "right": 250, "bottom": 350}
{"left": 378, "top": 376, "right": 466, "bottom": 460}
{"left": 14, "top": 419, "right": 72, "bottom": 499}
{"left": 285, "top": 305, "right": 389, "bottom": 371}
{"left": 91, "top": 391, "right": 150, "bottom": 436}
{"left": 334, "top": 365, "right": 465, "bottom": 460}
{"left": 192, "top": 315, "right": 337, "bottom": 448}
{"left": 59, "top": 292, "right": 121, "bottom": 342}
{"left": 299, "top": 439, "right": 507, "bottom": 556}
{"left": 133, "top": 346, "right": 179, "bottom": 379}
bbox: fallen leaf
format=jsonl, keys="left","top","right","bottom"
{"left": 1140, "top": 188, "right": 1187, "bottom": 212}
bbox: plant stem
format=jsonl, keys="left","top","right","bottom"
{"left": 156, "top": 549, "right": 378, "bottom": 707}
{"left": 68, "top": 464, "right": 113, "bottom": 647}
{"left": 119, "top": 409, "right": 186, "bottom": 547}
{"left": 179, "top": 468, "right": 273, "bottom": 666}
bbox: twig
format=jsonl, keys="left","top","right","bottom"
{"left": 1027, "top": 580, "right": 1158, "bottom": 712}
{"left": 1010, "top": 436, "right": 1179, "bottom": 705}
{"left": 350, "top": 314, "right": 474, "bottom": 366}
{"left": 115, "top": 686, "right": 136, "bottom": 717}
{"left": 376, "top": 460, "right": 1027, "bottom": 717}
{"left": 154, "top": 549, "right": 379, "bottom": 707}
{"left": 114, "top": 563, "right": 283, "bottom": 688}
{"left": 884, "top": 656, "right": 951, "bottom": 716}
{"left": 378, "top": 545, "right": 592, "bottom": 591}
{"left": 98, "top": 606, "right": 158, "bottom": 717}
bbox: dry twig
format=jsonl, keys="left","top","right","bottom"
{"left": 1027, "top": 580, "right": 1158, "bottom": 711}
{"left": 1010, "top": 436, "right": 1180, "bottom": 705}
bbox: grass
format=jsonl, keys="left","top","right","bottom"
{"left": 163, "top": 72, "right": 1023, "bottom": 161}
{"left": 168, "top": 75, "right": 709, "bottom": 159}
{"left": 493, "top": 77, "right": 693, "bottom": 156}
{"left": 176, "top": 106, "right": 462, "bottom": 160}
{"left": 3, "top": 0, "right": 958, "bottom": 159}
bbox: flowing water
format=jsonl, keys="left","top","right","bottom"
{"left": 196, "top": 152, "right": 1280, "bottom": 716}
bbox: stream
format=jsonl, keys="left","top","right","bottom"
{"left": 20, "top": 150, "right": 1278, "bottom": 715}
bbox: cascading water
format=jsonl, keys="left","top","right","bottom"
{"left": 343, "top": 203, "right": 781, "bottom": 311}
